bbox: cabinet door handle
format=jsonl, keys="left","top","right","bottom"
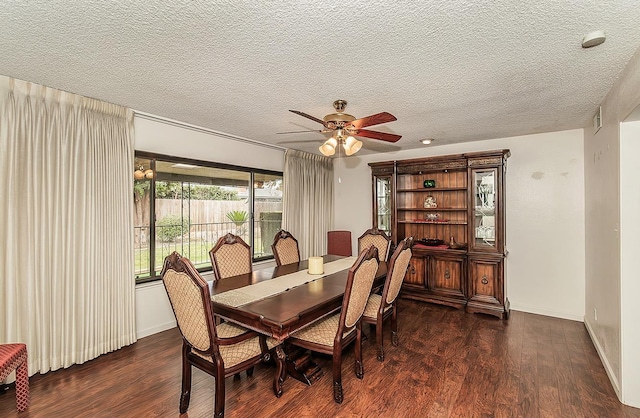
{"left": 481, "top": 275, "right": 489, "bottom": 285}
{"left": 444, "top": 269, "right": 450, "bottom": 280}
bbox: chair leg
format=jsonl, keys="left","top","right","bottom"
{"left": 391, "top": 305, "right": 399, "bottom": 347}
{"left": 332, "top": 346, "right": 344, "bottom": 404}
{"left": 376, "top": 318, "right": 385, "bottom": 362}
{"left": 246, "top": 366, "right": 254, "bottom": 377}
{"left": 355, "top": 326, "right": 364, "bottom": 379}
{"left": 15, "top": 360, "right": 29, "bottom": 412}
{"left": 214, "top": 369, "right": 226, "bottom": 418}
{"left": 179, "top": 346, "right": 192, "bottom": 414}
{"left": 273, "top": 345, "right": 286, "bottom": 398}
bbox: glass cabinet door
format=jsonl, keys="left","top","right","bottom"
{"left": 472, "top": 169, "right": 497, "bottom": 250}
{"left": 374, "top": 176, "right": 392, "bottom": 235}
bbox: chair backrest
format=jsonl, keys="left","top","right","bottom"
{"left": 327, "top": 230, "right": 352, "bottom": 257}
{"left": 209, "top": 233, "right": 252, "bottom": 281}
{"left": 271, "top": 230, "right": 301, "bottom": 266}
{"left": 161, "top": 252, "right": 218, "bottom": 356}
{"left": 357, "top": 228, "right": 390, "bottom": 262}
{"left": 381, "top": 237, "right": 413, "bottom": 306}
{"left": 338, "top": 246, "right": 380, "bottom": 332}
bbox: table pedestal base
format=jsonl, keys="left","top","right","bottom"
{"left": 285, "top": 345, "right": 323, "bottom": 385}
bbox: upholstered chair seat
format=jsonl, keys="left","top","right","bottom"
{"left": 191, "top": 322, "right": 281, "bottom": 368}
{"left": 288, "top": 246, "right": 379, "bottom": 404}
{"left": 361, "top": 237, "right": 413, "bottom": 362}
{"left": 362, "top": 294, "right": 393, "bottom": 318}
{"left": 290, "top": 313, "right": 355, "bottom": 346}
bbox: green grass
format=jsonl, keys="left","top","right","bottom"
{"left": 134, "top": 239, "right": 269, "bottom": 279}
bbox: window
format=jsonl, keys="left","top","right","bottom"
{"left": 134, "top": 153, "right": 283, "bottom": 283}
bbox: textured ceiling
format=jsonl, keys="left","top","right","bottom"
{"left": 2, "top": 1, "right": 640, "bottom": 156}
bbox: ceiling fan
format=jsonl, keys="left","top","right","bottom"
{"left": 279, "top": 100, "right": 402, "bottom": 156}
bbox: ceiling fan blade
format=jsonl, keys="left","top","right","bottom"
{"left": 276, "top": 129, "right": 324, "bottom": 134}
{"left": 289, "top": 110, "right": 328, "bottom": 127}
{"left": 349, "top": 112, "right": 397, "bottom": 130}
{"left": 355, "top": 129, "right": 402, "bottom": 143}
{"left": 277, "top": 139, "right": 325, "bottom": 144}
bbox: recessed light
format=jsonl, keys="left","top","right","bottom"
{"left": 420, "top": 138, "right": 434, "bottom": 145}
{"left": 582, "top": 30, "right": 606, "bottom": 48}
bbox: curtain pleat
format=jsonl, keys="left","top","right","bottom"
{"left": 282, "top": 149, "right": 334, "bottom": 259}
{"left": 0, "top": 76, "right": 136, "bottom": 376}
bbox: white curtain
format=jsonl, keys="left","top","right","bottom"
{"left": 282, "top": 149, "right": 333, "bottom": 259}
{"left": 0, "top": 76, "right": 136, "bottom": 376}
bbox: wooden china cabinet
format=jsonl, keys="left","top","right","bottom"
{"left": 369, "top": 150, "right": 510, "bottom": 319}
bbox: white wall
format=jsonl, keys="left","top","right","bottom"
{"left": 583, "top": 45, "right": 640, "bottom": 407}
{"left": 133, "top": 115, "right": 284, "bottom": 338}
{"left": 334, "top": 129, "right": 586, "bottom": 321}
{"left": 620, "top": 119, "right": 640, "bottom": 407}
{"left": 135, "top": 116, "right": 285, "bottom": 172}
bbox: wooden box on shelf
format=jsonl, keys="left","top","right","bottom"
{"left": 369, "top": 150, "right": 510, "bottom": 319}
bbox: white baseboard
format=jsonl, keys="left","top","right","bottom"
{"left": 509, "top": 302, "right": 584, "bottom": 321}
{"left": 137, "top": 320, "right": 176, "bottom": 339}
{"left": 584, "top": 317, "right": 622, "bottom": 401}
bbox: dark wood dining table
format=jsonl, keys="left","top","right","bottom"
{"left": 210, "top": 254, "right": 388, "bottom": 387}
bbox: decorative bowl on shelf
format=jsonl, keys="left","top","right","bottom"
{"left": 417, "top": 238, "right": 445, "bottom": 246}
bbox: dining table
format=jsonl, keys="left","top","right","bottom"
{"left": 210, "top": 254, "right": 388, "bottom": 389}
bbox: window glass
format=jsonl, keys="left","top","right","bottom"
{"left": 133, "top": 154, "right": 282, "bottom": 282}
{"left": 134, "top": 157, "right": 152, "bottom": 278}
{"left": 253, "top": 173, "right": 283, "bottom": 259}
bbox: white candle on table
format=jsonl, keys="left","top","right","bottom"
{"left": 308, "top": 256, "right": 324, "bottom": 275}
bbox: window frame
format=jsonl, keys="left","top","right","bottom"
{"left": 134, "top": 151, "right": 283, "bottom": 284}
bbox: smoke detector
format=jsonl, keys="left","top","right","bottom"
{"left": 582, "top": 30, "right": 606, "bottom": 48}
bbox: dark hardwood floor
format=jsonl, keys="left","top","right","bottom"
{"left": 1, "top": 300, "right": 639, "bottom": 417}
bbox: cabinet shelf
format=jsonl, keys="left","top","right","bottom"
{"left": 397, "top": 187, "right": 467, "bottom": 192}
{"left": 398, "top": 207, "right": 467, "bottom": 212}
{"left": 399, "top": 220, "right": 468, "bottom": 225}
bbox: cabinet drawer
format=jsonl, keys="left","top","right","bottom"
{"left": 468, "top": 258, "right": 503, "bottom": 305}
{"left": 429, "top": 256, "right": 465, "bottom": 297}
{"left": 404, "top": 256, "right": 425, "bottom": 286}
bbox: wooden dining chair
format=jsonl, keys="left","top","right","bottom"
{"left": 209, "top": 233, "right": 252, "bottom": 281}
{"left": 361, "top": 237, "right": 413, "bottom": 362}
{"left": 161, "top": 252, "right": 285, "bottom": 417}
{"left": 357, "top": 227, "right": 391, "bottom": 262}
{"left": 288, "top": 245, "right": 380, "bottom": 404}
{"left": 271, "top": 230, "right": 300, "bottom": 266}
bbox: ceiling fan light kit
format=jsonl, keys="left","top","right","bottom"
{"left": 343, "top": 135, "right": 363, "bottom": 156}
{"left": 319, "top": 137, "right": 338, "bottom": 156}
{"left": 286, "top": 99, "right": 401, "bottom": 157}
